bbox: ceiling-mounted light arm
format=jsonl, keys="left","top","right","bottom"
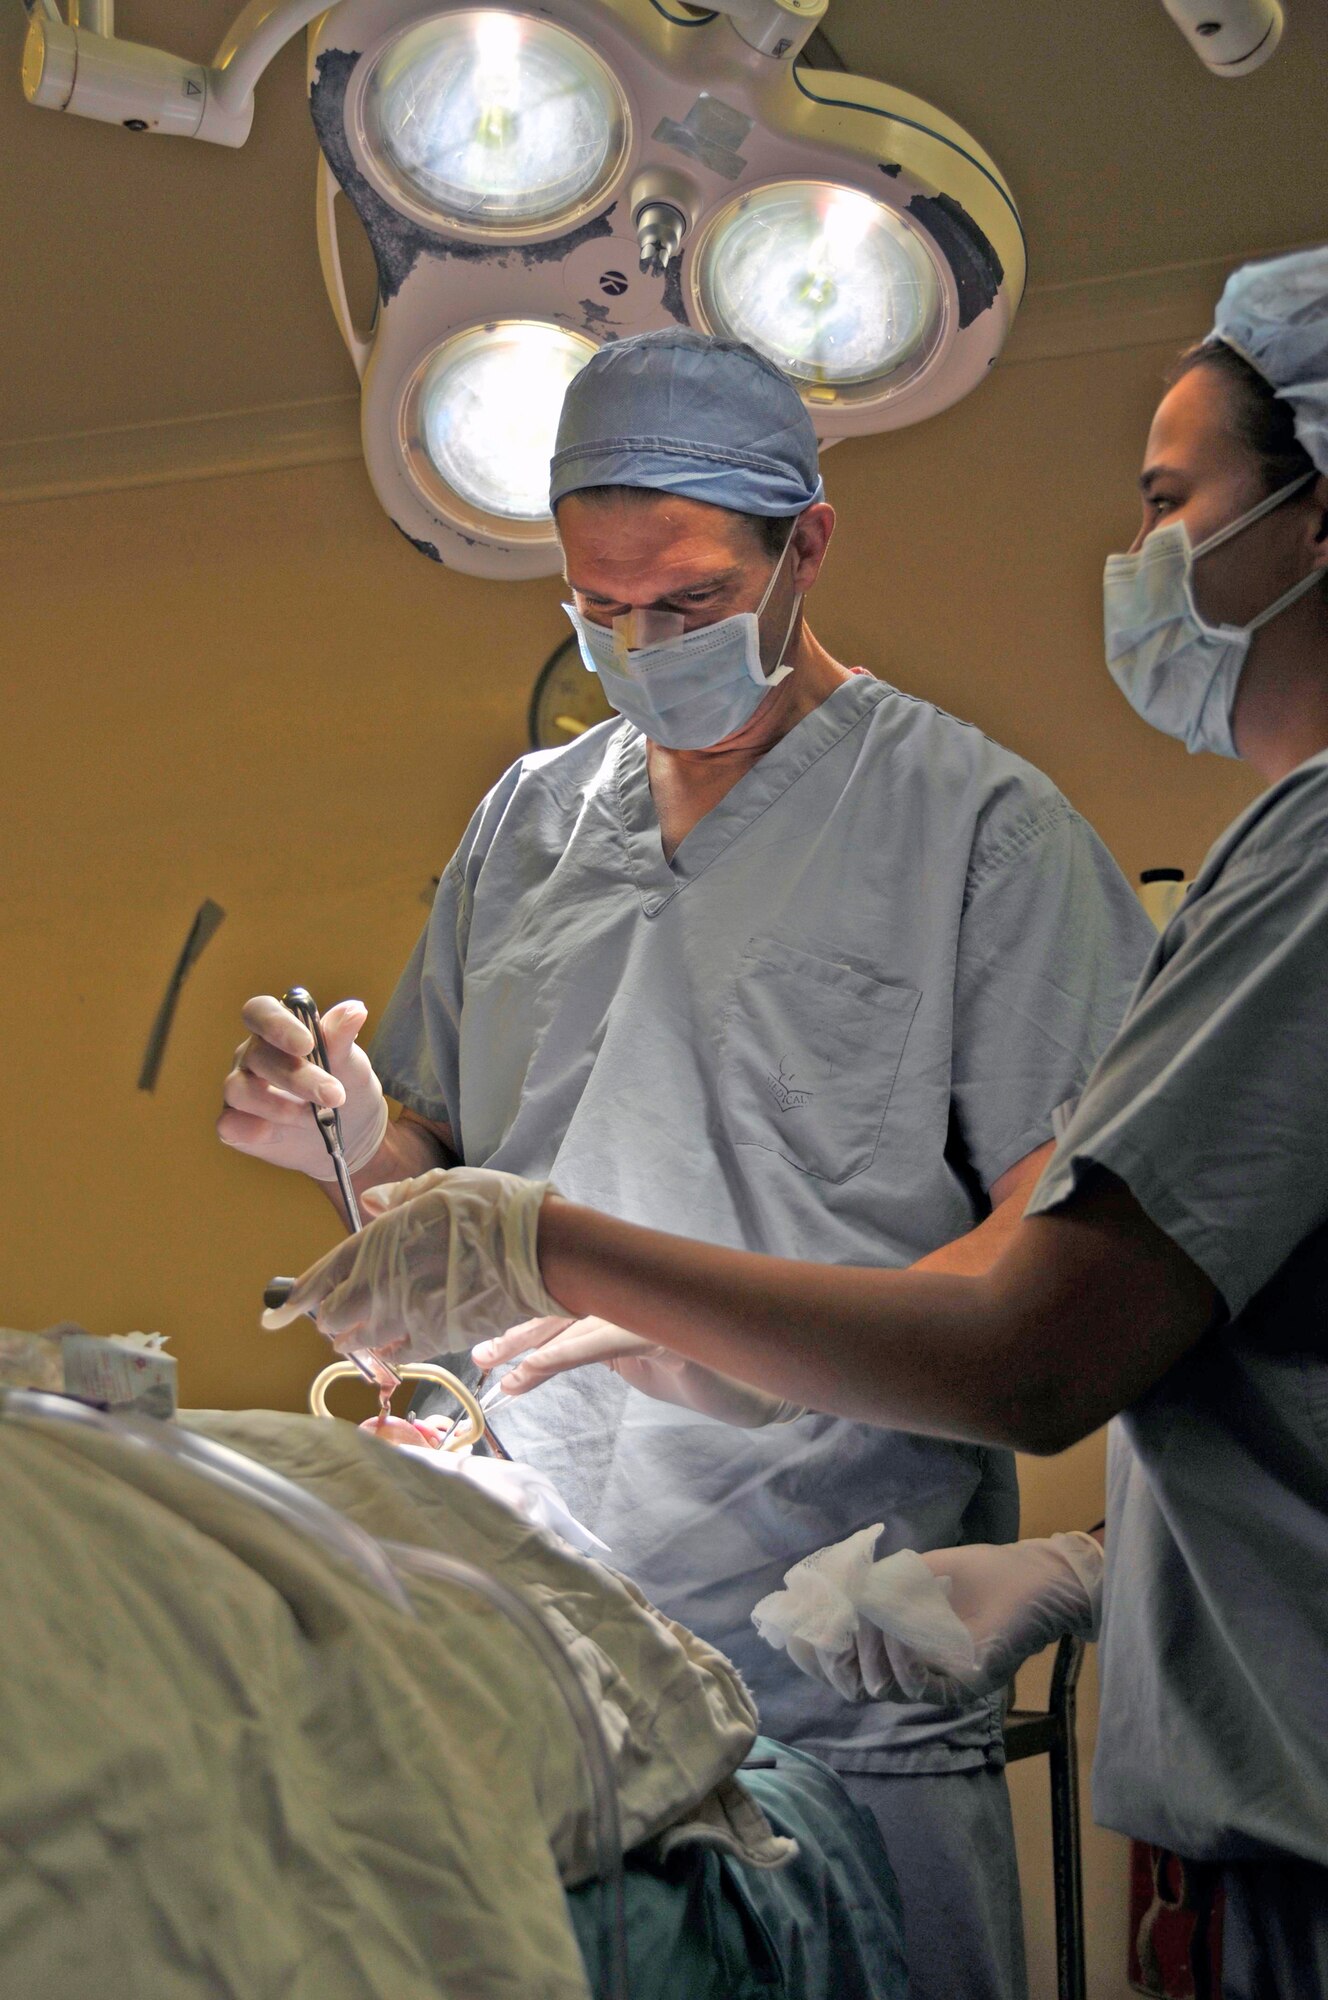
{"left": 19, "top": 0, "right": 331, "bottom": 143}
{"left": 704, "top": 0, "right": 826, "bottom": 63}
{"left": 68, "top": 0, "right": 111, "bottom": 35}
{"left": 207, "top": 0, "right": 333, "bottom": 115}
{"left": 1159, "top": 0, "right": 1284, "bottom": 74}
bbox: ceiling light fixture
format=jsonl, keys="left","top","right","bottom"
{"left": 18, "top": 0, "right": 1040, "bottom": 577}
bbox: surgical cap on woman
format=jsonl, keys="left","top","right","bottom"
{"left": 549, "top": 327, "right": 823, "bottom": 516}
{"left": 1213, "top": 246, "right": 1328, "bottom": 477}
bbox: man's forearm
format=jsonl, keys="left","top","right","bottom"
{"left": 318, "top": 1111, "right": 456, "bottom": 1228}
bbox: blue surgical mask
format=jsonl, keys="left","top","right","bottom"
{"left": 563, "top": 530, "right": 801, "bottom": 750}
{"left": 1103, "top": 470, "right": 1320, "bottom": 757}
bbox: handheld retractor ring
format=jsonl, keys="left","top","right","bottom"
{"left": 308, "top": 1360, "right": 486, "bottom": 1450}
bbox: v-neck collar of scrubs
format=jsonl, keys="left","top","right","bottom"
{"left": 613, "top": 673, "right": 884, "bottom": 917}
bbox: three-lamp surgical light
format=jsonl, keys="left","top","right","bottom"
{"left": 21, "top": 0, "right": 1035, "bottom": 576}
{"left": 18, "top": 0, "right": 1288, "bottom": 575}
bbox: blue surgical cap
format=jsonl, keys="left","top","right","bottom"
{"left": 1213, "top": 246, "right": 1328, "bottom": 478}
{"left": 549, "top": 327, "right": 823, "bottom": 517}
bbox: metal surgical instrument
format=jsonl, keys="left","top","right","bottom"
{"left": 281, "top": 986, "right": 363, "bottom": 1229}
{"left": 263, "top": 986, "right": 401, "bottom": 1399}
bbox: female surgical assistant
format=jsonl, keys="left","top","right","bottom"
{"left": 266, "top": 247, "right": 1328, "bottom": 1995}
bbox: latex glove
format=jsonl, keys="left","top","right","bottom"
{"left": 753, "top": 1531, "right": 1103, "bottom": 1706}
{"left": 218, "top": 994, "right": 388, "bottom": 1181}
{"left": 473, "top": 1315, "right": 807, "bottom": 1427}
{"left": 260, "top": 1167, "right": 562, "bottom": 1363}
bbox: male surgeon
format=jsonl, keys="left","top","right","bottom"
{"left": 222, "top": 329, "right": 1154, "bottom": 2000}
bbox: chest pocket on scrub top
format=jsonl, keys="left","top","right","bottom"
{"left": 718, "top": 938, "right": 921, "bottom": 1183}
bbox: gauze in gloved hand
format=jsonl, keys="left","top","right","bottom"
{"left": 753, "top": 1530, "right": 1103, "bottom": 1706}
{"left": 753, "top": 1528, "right": 980, "bottom": 1703}
{"left": 260, "top": 1168, "right": 562, "bottom": 1363}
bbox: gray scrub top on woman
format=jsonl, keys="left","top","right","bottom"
{"left": 372, "top": 673, "right": 1153, "bottom": 1773}
{"left": 1029, "top": 750, "right": 1328, "bottom": 1864}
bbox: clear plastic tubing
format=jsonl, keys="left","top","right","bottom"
{"left": 384, "top": 1540, "right": 628, "bottom": 2000}
{"left": 1, "top": 1392, "right": 628, "bottom": 1998}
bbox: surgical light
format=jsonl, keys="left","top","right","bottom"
{"left": 18, "top": 0, "right": 1040, "bottom": 578}
{"left": 408, "top": 320, "right": 596, "bottom": 522}
{"left": 363, "top": 12, "right": 629, "bottom": 231}
{"left": 694, "top": 182, "right": 940, "bottom": 394}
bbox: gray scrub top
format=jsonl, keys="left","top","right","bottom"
{"left": 373, "top": 673, "right": 1153, "bottom": 1773}
{"left": 1028, "top": 750, "right": 1328, "bottom": 1863}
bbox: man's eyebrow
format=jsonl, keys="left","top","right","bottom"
{"left": 569, "top": 565, "right": 744, "bottom": 602}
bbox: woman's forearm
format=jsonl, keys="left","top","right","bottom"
{"left": 537, "top": 1195, "right": 1035, "bottom": 1448}
{"left": 536, "top": 1177, "right": 1219, "bottom": 1456}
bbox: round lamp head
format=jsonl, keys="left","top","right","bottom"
{"left": 363, "top": 9, "right": 629, "bottom": 234}
{"left": 404, "top": 319, "right": 598, "bottom": 531}
{"left": 694, "top": 181, "right": 943, "bottom": 399}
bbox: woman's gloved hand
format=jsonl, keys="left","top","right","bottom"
{"left": 473, "top": 1315, "right": 806, "bottom": 1427}
{"left": 218, "top": 995, "right": 388, "bottom": 1181}
{"left": 753, "top": 1530, "right": 1103, "bottom": 1706}
{"left": 260, "top": 1168, "right": 561, "bottom": 1362}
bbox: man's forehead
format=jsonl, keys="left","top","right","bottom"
{"left": 559, "top": 496, "right": 755, "bottom": 591}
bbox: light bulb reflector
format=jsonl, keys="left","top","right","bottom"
{"left": 364, "top": 10, "right": 626, "bottom": 230}
{"left": 697, "top": 183, "right": 942, "bottom": 388}
{"left": 416, "top": 322, "right": 597, "bottom": 521}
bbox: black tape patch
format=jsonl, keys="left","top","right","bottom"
{"left": 660, "top": 255, "right": 690, "bottom": 328}
{"left": 310, "top": 51, "right": 616, "bottom": 301}
{"left": 576, "top": 297, "right": 614, "bottom": 330}
{"left": 907, "top": 192, "right": 1003, "bottom": 329}
{"left": 393, "top": 522, "right": 444, "bottom": 562}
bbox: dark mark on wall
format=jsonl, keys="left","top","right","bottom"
{"left": 138, "top": 898, "right": 226, "bottom": 1092}
{"left": 879, "top": 162, "right": 902, "bottom": 178}
{"left": 907, "top": 192, "right": 1003, "bottom": 328}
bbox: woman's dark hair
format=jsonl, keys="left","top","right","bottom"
{"left": 557, "top": 483, "right": 793, "bottom": 558}
{"left": 1169, "top": 340, "right": 1314, "bottom": 495}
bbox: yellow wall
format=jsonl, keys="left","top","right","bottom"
{"left": 0, "top": 334, "right": 1261, "bottom": 1995}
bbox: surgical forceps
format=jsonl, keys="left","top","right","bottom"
{"left": 263, "top": 986, "right": 401, "bottom": 1399}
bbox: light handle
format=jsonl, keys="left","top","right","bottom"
{"left": 317, "top": 155, "right": 375, "bottom": 381}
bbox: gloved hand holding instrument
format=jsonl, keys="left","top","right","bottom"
{"left": 254, "top": 988, "right": 400, "bottom": 1399}
{"left": 260, "top": 1167, "right": 562, "bottom": 1360}
{"left": 218, "top": 989, "right": 389, "bottom": 1187}
{"left": 262, "top": 1167, "right": 805, "bottom": 1427}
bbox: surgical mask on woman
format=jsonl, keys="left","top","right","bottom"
{"left": 1103, "top": 469, "right": 1320, "bottom": 757}
{"left": 564, "top": 528, "right": 801, "bottom": 750}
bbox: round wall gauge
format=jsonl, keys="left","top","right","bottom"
{"left": 528, "top": 635, "right": 616, "bottom": 749}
